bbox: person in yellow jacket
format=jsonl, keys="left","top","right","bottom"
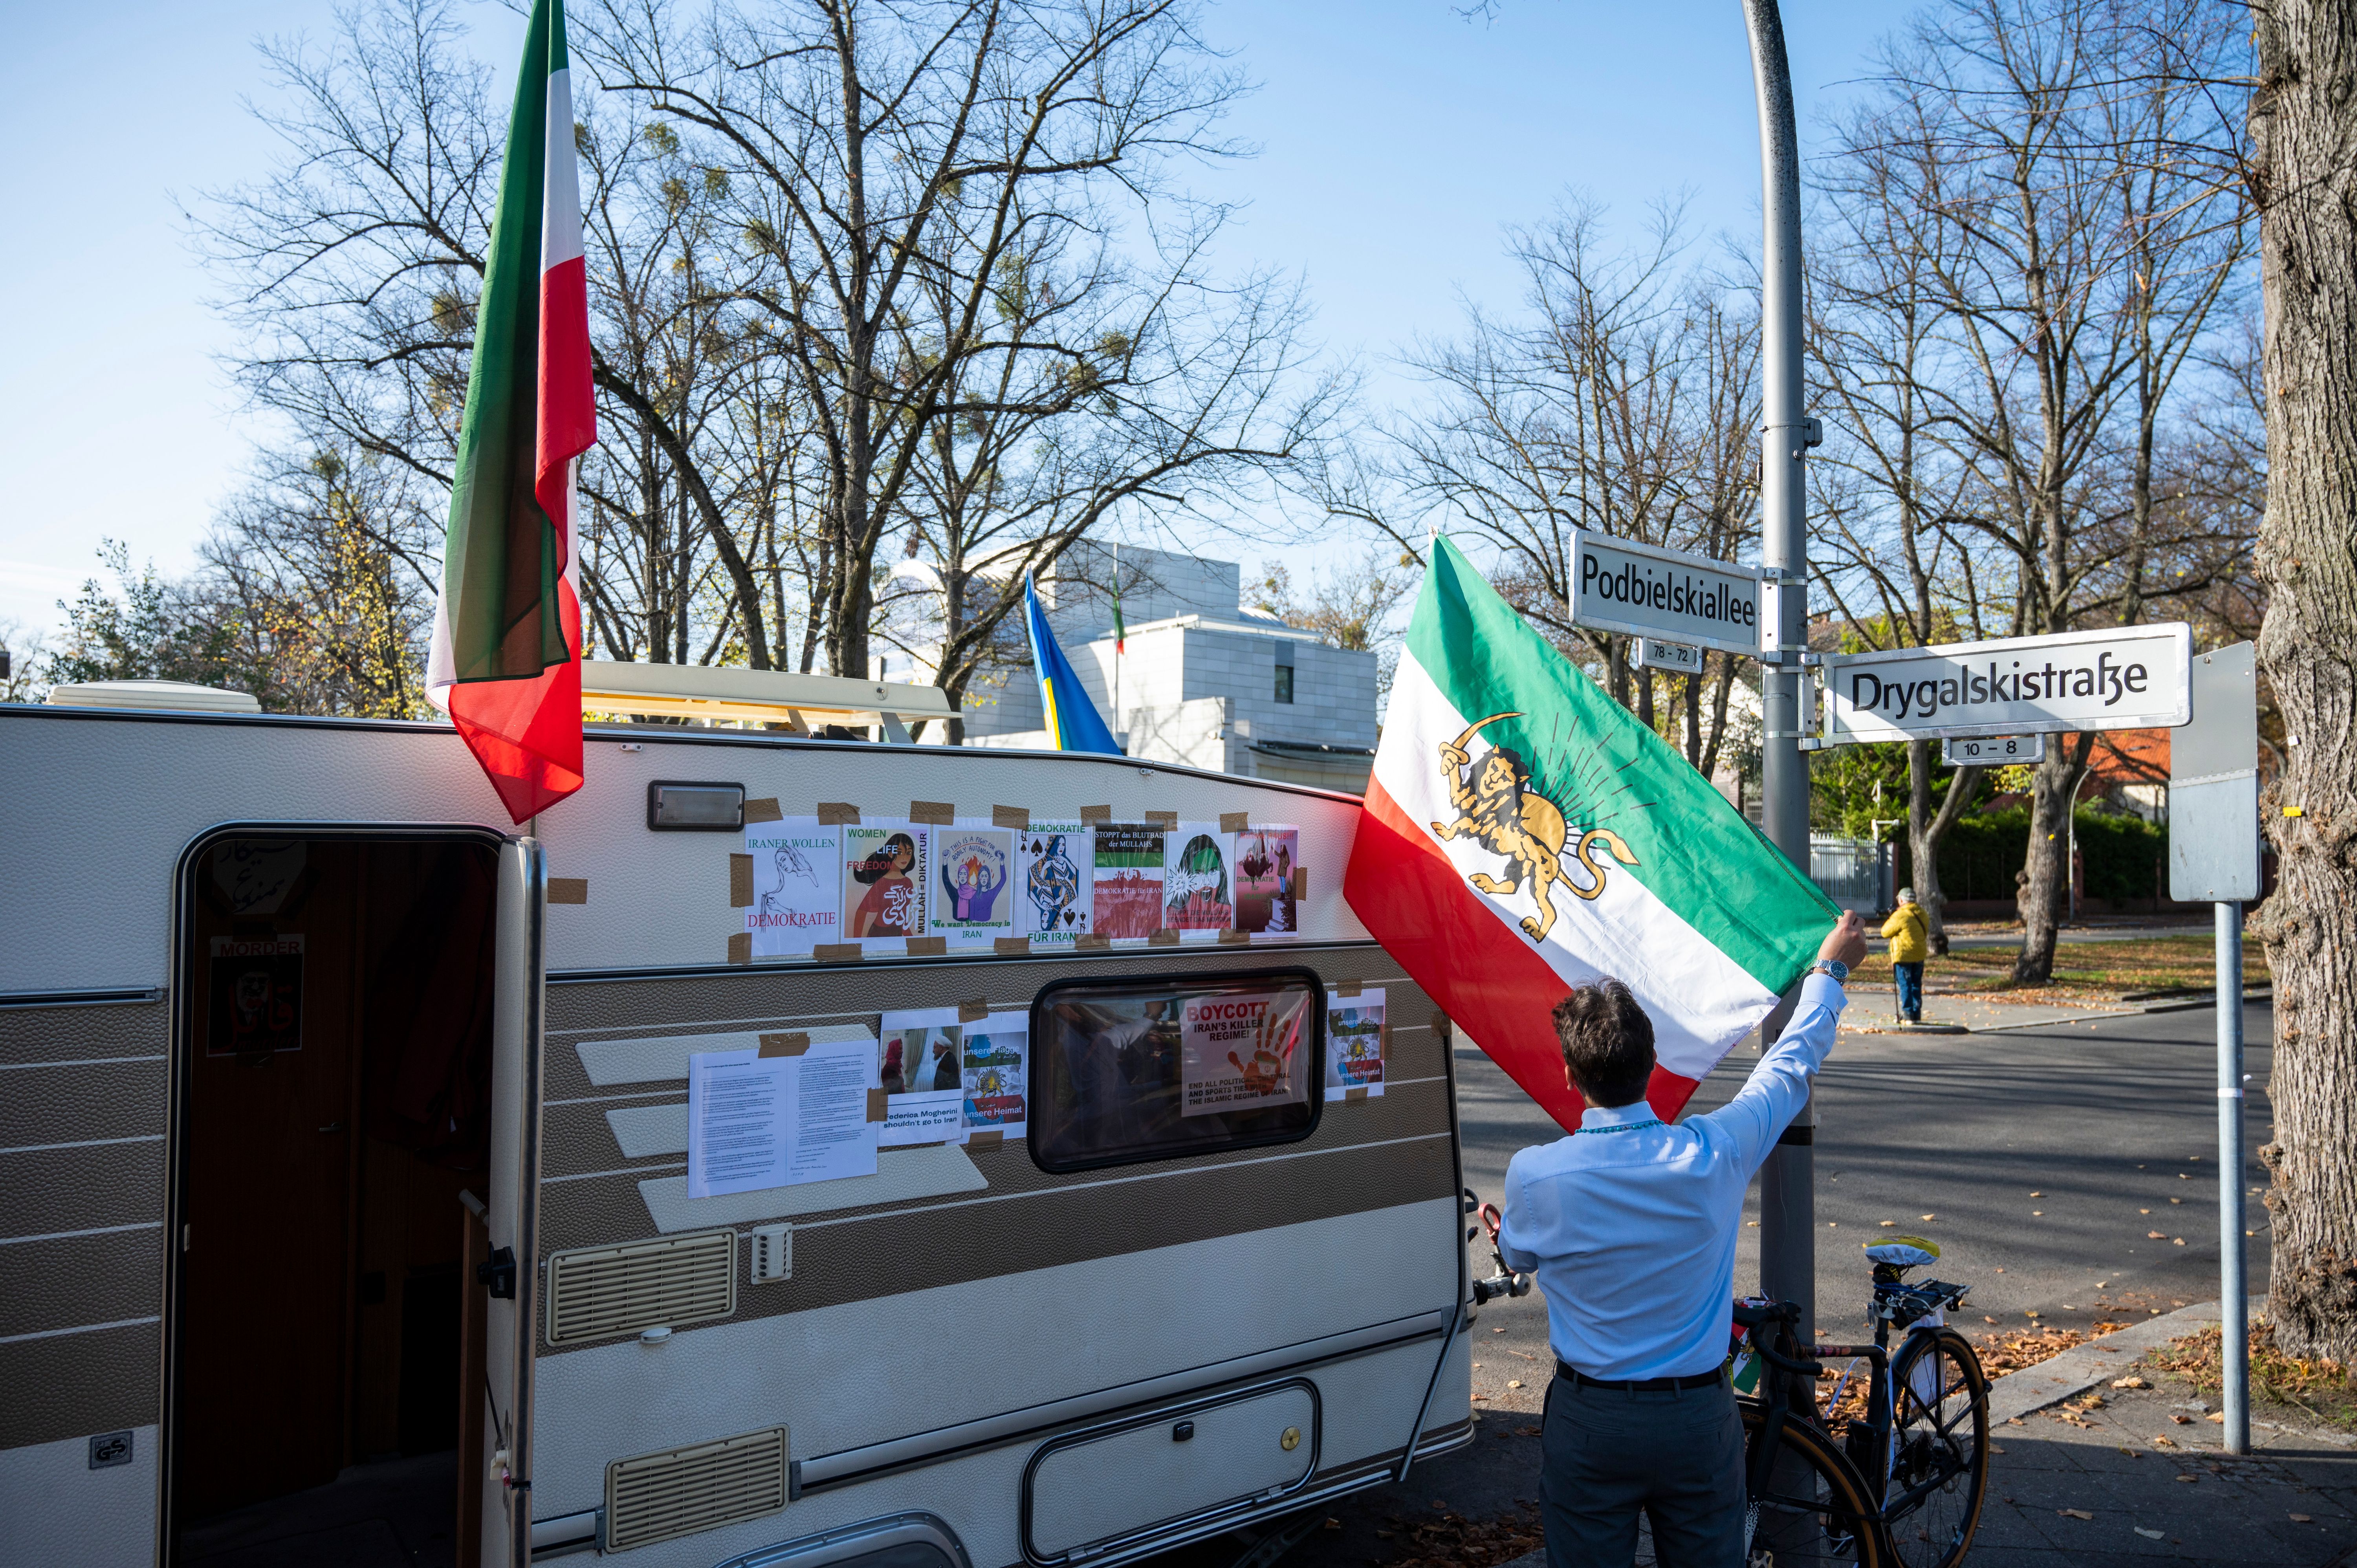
{"left": 1881, "top": 890, "right": 1930, "bottom": 1023}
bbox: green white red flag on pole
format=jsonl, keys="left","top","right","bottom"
{"left": 426, "top": 0, "right": 596, "bottom": 824}
{"left": 1343, "top": 537, "right": 1837, "bottom": 1132}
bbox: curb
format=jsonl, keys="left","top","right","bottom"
{"left": 1982, "top": 1296, "right": 2262, "bottom": 1424}
{"left": 1850, "top": 987, "right": 2274, "bottom": 1037}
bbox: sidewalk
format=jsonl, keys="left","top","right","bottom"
{"left": 1449, "top": 1300, "right": 2356, "bottom": 1568}
{"left": 1841, "top": 988, "right": 2266, "bottom": 1035}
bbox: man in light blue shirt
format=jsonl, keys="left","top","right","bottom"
{"left": 1498, "top": 911, "right": 1866, "bottom": 1568}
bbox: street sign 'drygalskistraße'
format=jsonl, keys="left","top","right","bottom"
{"left": 1819, "top": 624, "right": 2192, "bottom": 744}
{"left": 1568, "top": 533, "right": 1763, "bottom": 657}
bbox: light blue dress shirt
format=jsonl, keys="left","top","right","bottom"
{"left": 1497, "top": 973, "right": 1848, "bottom": 1381}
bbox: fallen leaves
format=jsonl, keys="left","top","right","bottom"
{"left": 2172, "top": 1238, "right": 2187, "bottom": 1246}
{"left": 1921, "top": 1214, "right": 1936, "bottom": 1221}
{"left": 2152, "top": 1435, "right": 2177, "bottom": 1448}
{"left": 2112, "top": 1375, "right": 2147, "bottom": 1389}
{"left": 1505, "top": 1379, "right": 1523, "bottom": 1390}
{"left": 2149, "top": 1231, "right": 2169, "bottom": 1239}
{"left": 1880, "top": 1220, "right": 1897, "bottom": 1227}
{"left": 1375, "top": 1501, "right": 1544, "bottom": 1568}
{"left": 2171, "top": 1414, "right": 2192, "bottom": 1425}
{"left": 2057, "top": 1508, "right": 2095, "bottom": 1520}
{"left": 2174, "top": 1473, "right": 2198, "bottom": 1483}
{"left": 2135, "top": 1527, "right": 2165, "bottom": 1541}
{"left": 2292, "top": 1513, "right": 2315, "bottom": 1523}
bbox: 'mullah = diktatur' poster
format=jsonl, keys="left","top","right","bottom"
{"left": 1179, "top": 989, "right": 1309, "bottom": 1115}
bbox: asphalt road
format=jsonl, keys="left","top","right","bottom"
{"left": 1455, "top": 998, "right": 2276, "bottom": 1414}
{"left": 1144, "top": 1000, "right": 2277, "bottom": 1568}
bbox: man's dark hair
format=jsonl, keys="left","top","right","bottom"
{"left": 1551, "top": 980, "right": 1655, "bottom": 1107}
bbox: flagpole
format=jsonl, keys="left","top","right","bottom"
{"left": 1745, "top": 0, "right": 1816, "bottom": 1348}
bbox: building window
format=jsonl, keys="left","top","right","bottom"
{"left": 1273, "top": 641, "right": 1295, "bottom": 704}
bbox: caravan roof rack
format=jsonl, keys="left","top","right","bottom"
{"left": 579, "top": 661, "right": 955, "bottom": 741}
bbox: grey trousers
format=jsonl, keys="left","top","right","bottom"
{"left": 1541, "top": 1371, "right": 1746, "bottom": 1568}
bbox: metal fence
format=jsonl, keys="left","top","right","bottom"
{"left": 1809, "top": 835, "right": 1889, "bottom": 913}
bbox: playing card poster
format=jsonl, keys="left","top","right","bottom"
{"left": 1015, "top": 823, "right": 1092, "bottom": 946}
{"left": 745, "top": 820, "right": 843, "bottom": 956}
{"left": 1178, "top": 987, "right": 1309, "bottom": 1115}
{"left": 1091, "top": 824, "right": 1164, "bottom": 939}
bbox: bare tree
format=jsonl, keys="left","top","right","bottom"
{"left": 1835, "top": 0, "right": 2248, "bottom": 980}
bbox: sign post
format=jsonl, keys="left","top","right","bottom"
{"left": 2169, "top": 641, "right": 2260, "bottom": 1457}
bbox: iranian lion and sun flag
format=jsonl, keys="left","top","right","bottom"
{"left": 1343, "top": 537, "right": 1838, "bottom": 1134}
{"left": 429, "top": 0, "right": 1830, "bottom": 1128}
{"left": 427, "top": 0, "right": 594, "bottom": 823}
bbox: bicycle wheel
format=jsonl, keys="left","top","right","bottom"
{"left": 1739, "top": 1400, "right": 1890, "bottom": 1568}
{"left": 1882, "top": 1327, "right": 1989, "bottom": 1568}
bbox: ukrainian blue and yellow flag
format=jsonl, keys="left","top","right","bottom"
{"left": 1023, "top": 576, "right": 1122, "bottom": 754}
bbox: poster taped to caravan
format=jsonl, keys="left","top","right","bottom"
{"left": 1016, "top": 822, "right": 1093, "bottom": 946}
{"left": 744, "top": 818, "right": 842, "bottom": 956}
{"left": 843, "top": 822, "right": 929, "bottom": 942}
{"left": 929, "top": 824, "right": 1015, "bottom": 944}
{"left": 960, "top": 1011, "right": 1028, "bottom": 1135}
{"left": 1326, "top": 987, "right": 1386, "bottom": 1099}
{"left": 1181, "top": 988, "right": 1310, "bottom": 1114}
{"left": 687, "top": 1038, "right": 879, "bottom": 1198}
{"left": 1233, "top": 826, "right": 1301, "bottom": 935}
{"left": 1092, "top": 823, "right": 1165, "bottom": 938}
{"left": 208, "top": 934, "right": 304, "bottom": 1055}
{"left": 877, "top": 1008, "right": 969, "bottom": 1145}
{"left": 1164, "top": 826, "right": 1235, "bottom": 935}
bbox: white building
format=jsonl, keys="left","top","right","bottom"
{"left": 879, "top": 542, "right": 1379, "bottom": 793}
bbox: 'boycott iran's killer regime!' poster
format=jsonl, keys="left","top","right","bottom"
{"left": 1179, "top": 989, "right": 1309, "bottom": 1115}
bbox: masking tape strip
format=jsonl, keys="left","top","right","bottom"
{"left": 1145, "top": 810, "right": 1179, "bottom": 829}
{"left": 729, "top": 855, "right": 755, "bottom": 907}
{"left": 1076, "top": 933, "right": 1111, "bottom": 951}
{"left": 816, "top": 802, "right": 861, "bottom": 824}
{"left": 1334, "top": 981, "right": 1361, "bottom": 998}
{"left": 993, "top": 805, "right": 1032, "bottom": 829}
{"left": 966, "top": 1128, "right": 1004, "bottom": 1151}
{"left": 994, "top": 937, "right": 1032, "bottom": 957}
{"left": 813, "top": 943, "right": 863, "bottom": 962}
{"left": 1079, "top": 805, "right": 1112, "bottom": 824}
{"left": 1345, "top": 1087, "right": 1369, "bottom": 1103}
{"left": 957, "top": 998, "right": 990, "bottom": 1023}
{"left": 905, "top": 936, "right": 948, "bottom": 957}
{"left": 865, "top": 1087, "right": 889, "bottom": 1122}
{"left": 1219, "top": 811, "right": 1251, "bottom": 833}
{"left": 759, "top": 1032, "right": 811, "bottom": 1058}
{"left": 1149, "top": 929, "right": 1181, "bottom": 947}
{"left": 909, "top": 800, "right": 956, "bottom": 825}
{"left": 1217, "top": 929, "right": 1251, "bottom": 945}
{"left": 727, "top": 933, "right": 752, "bottom": 966}
{"left": 548, "top": 878, "right": 588, "bottom": 905}
{"left": 743, "top": 797, "right": 783, "bottom": 824}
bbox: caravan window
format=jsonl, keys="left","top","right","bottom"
{"left": 1028, "top": 968, "right": 1323, "bottom": 1173}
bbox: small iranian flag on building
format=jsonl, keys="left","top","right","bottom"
{"left": 1344, "top": 537, "right": 1836, "bottom": 1131}
{"left": 426, "top": 0, "right": 596, "bottom": 823}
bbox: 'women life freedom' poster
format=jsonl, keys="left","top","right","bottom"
{"left": 843, "top": 823, "right": 929, "bottom": 942}
{"left": 1179, "top": 989, "right": 1309, "bottom": 1115}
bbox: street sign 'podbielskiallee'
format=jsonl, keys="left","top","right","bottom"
{"left": 1568, "top": 533, "right": 1762, "bottom": 657}
{"left": 1821, "top": 625, "right": 2191, "bottom": 744}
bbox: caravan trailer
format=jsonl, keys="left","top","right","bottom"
{"left": 0, "top": 678, "right": 1472, "bottom": 1568}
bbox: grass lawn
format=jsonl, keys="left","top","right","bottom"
{"left": 1849, "top": 934, "right": 2270, "bottom": 998}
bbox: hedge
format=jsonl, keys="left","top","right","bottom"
{"left": 1893, "top": 807, "right": 2165, "bottom": 904}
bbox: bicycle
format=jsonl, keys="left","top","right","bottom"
{"left": 1731, "top": 1238, "right": 1990, "bottom": 1568}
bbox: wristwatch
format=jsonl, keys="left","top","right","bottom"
{"left": 1811, "top": 958, "right": 1850, "bottom": 985}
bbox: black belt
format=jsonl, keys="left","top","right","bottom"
{"left": 1556, "top": 1360, "right": 1727, "bottom": 1392}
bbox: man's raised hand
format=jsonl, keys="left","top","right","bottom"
{"left": 1819, "top": 910, "right": 1869, "bottom": 972}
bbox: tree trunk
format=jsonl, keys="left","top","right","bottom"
{"left": 2012, "top": 736, "right": 2091, "bottom": 983}
{"left": 2250, "top": 0, "right": 2357, "bottom": 1366}
{"left": 1904, "top": 742, "right": 1983, "bottom": 957}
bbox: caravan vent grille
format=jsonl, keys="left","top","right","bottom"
{"left": 605, "top": 1426, "right": 789, "bottom": 1552}
{"left": 545, "top": 1229, "right": 735, "bottom": 1345}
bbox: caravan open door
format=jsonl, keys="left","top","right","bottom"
{"left": 480, "top": 835, "right": 546, "bottom": 1568}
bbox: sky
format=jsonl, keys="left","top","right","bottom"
{"left": 0, "top": 0, "right": 1901, "bottom": 645}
